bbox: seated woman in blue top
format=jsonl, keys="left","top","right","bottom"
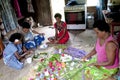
{"left": 3, "top": 33, "right": 29, "bottom": 70}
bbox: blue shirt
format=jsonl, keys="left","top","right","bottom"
{"left": 3, "top": 42, "right": 22, "bottom": 64}
{"left": 24, "top": 30, "right": 34, "bottom": 41}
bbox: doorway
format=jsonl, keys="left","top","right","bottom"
{"left": 32, "top": 0, "right": 52, "bottom": 26}
{"left": 50, "top": 0, "right": 65, "bottom": 24}
{"left": 32, "top": 0, "right": 65, "bottom": 26}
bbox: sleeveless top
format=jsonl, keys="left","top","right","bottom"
{"left": 96, "top": 35, "right": 119, "bottom": 69}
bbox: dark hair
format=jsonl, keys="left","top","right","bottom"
{"left": 93, "top": 20, "right": 110, "bottom": 32}
{"left": 21, "top": 22, "right": 30, "bottom": 29}
{"left": 54, "top": 13, "right": 62, "bottom": 19}
{"left": 9, "top": 33, "right": 23, "bottom": 42}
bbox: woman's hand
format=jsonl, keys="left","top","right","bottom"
{"left": 88, "top": 62, "right": 100, "bottom": 69}
{"left": 81, "top": 55, "right": 90, "bottom": 62}
{"left": 81, "top": 56, "right": 88, "bottom": 62}
{"left": 88, "top": 63, "right": 96, "bottom": 66}
{"left": 21, "top": 50, "right": 31, "bottom": 57}
{"left": 48, "top": 37, "right": 55, "bottom": 42}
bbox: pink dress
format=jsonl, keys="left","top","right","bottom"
{"left": 96, "top": 35, "right": 119, "bottom": 69}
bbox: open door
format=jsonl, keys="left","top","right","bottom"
{"left": 32, "top": 0, "right": 52, "bottom": 26}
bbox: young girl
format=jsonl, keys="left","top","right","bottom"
{"left": 3, "top": 33, "right": 29, "bottom": 70}
{"left": 48, "top": 13, "right": 69, "bottom": 44}
{"left": 21, "top": 22, "right": 45, "bottom": 49}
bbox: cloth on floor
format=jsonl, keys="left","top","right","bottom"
{"left": 63, "top": 58, "right": 118, "bottom": 80}
{"left": 64, "top": 47, "right": 87, "bottom": 59}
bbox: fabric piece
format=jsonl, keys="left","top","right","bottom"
{"left": 64, "top": 47, "right": 87, "bottom": 59}
{"left": 24, "top": 40, "right": 36, "bottom": 50}
{"left": 24, "top": 35, "right": 45, "bottom": 49}
{"left": 0, "top": 0, "right": 18, "bottom": 32}
{"left": 84, "top": 58, "right": 118, "bottom": 80}
{"left": 13, "top": 0, "right": 22, "bottom": 18}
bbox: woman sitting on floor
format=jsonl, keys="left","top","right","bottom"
{"left": 82, "top": 20, "right": 119, "bottom": 80}
{"left": 47, "top": 13, "right": 69, "bottom": 44}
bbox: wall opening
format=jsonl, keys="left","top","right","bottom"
{"left": 50, "top": 0, "right": 65, "bottom": 24}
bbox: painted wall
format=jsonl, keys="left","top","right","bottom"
{"left": 50, "top": 0, "right": 65, "bottom": 24}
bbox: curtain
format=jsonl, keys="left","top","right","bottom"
{"left": 0, "top": 0, "right": 18, "bottom": 32}
{"left": 96, "top": 0, "right": 108, "bottom": 20}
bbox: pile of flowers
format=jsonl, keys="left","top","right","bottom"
{"left": 28, "top": 46, "right": 87, "bottom": 80}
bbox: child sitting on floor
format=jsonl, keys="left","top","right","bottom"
{"left": 3, "top": 33, "right": 30, "bottom": 70}
{"left": 21, "top": 22, "right": 45, "bottom": 49}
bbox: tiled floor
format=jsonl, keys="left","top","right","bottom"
{"left": 0, "top": 26, "right": 96, "bottom": 80}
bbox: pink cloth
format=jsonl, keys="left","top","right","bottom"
{"left": 96, "top": 35, "right": 119, "bottom": 69}
{"left": 13, "top": 0, "right": 22, "bottom": 18}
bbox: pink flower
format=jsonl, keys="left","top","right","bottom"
{"left": 29, "top": 78, "right": 34, "bottom": 80}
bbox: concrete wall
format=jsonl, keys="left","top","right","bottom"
{"left": 50, "top": 0, "right": 65, "bottom": 24}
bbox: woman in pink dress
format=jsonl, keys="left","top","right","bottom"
{"left": 82, "top": 20, "right": 119, "bottom": 80}
{"left": 48, "top": 13, "right": 69, "bottom": 44}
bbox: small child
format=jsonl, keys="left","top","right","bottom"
{"left": 3, "top": 33, "right": 30, "bottom": 70}
{"left": 21, "top": 22, "right": 45, "bottom": 49}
